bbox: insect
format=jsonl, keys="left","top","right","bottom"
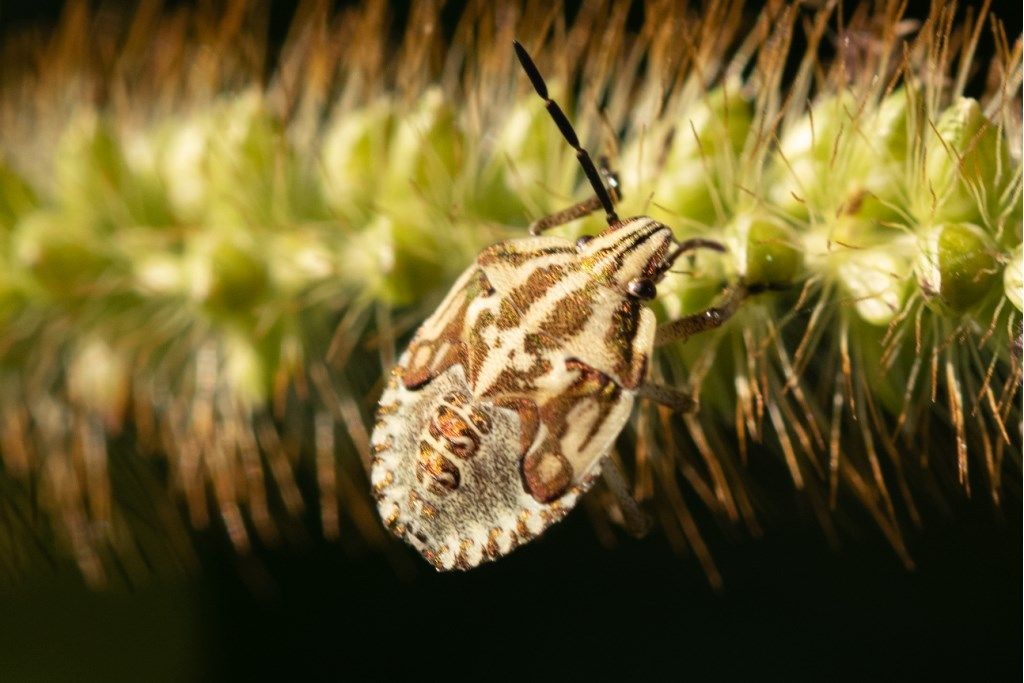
{"left": 369, "top": 41, "right": 742, "bottom": 570}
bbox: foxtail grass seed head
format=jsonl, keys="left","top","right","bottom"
{"left": 0, "top": 1, "right": 1020, "bottom": 586}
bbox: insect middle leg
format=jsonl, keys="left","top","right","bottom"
{"left": 654, "top": 283, "right": 748, "bottom": 347}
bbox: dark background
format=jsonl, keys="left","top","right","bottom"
{"left": 1, "top": 504, "right": 1019, "bottom": 679}
{"left": 1, "top": 1, "right": 1021, "bottom": 680}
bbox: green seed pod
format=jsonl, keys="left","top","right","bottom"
{"left": 120, "top": 227, "right": 190, "bottom": 296}
{"left": 14, "top": 212, "right": 117, "bottom": 298}
{"left": 733, "top": 213, "right": 802, "bottom": 287}
{"left": 59, "top": 111, "right": 173, "bottom": 228}
{"left": 659, "top": 245, "right": 728, "bottom": 319}
{"left": 67, "top": 338, "right": 130, "bottom": 430}
{"left": 916, "top": 222, "right": 1001, "bottom": 313}
{"left": 0, "top": 156, "right": 36, "bottom": 231}
{"left": 1002, "top": 244, "right": 1022, "bottom": 312}
{"left": 192, "top": 236, "right": 271, "bottom": 315}
{"left": 837, "top": 246, "right": 912, "bottom": 326}
{"left": 471, "top": 94, "right": 566, "bottom": 224}
{"left": 55, "top": 112, "right": 125, "bottom": 229}
{"left": 0, "top": 257, "right": 25, "bottom": 328}
{"left": 224, "top": 332, "right": 270, "bottom": 409}
{"left": 321, "top": 99, "right": 394, "bottom": 221}
{"left": 698, "top": 82, "right": 753, "bottom": 157}
{"left": 159, "top": 117, "right": 212, "bottom": 221}
{"left": 134, "top": 250, "right": 188, "bottom": 297}
{"left": 342, "top": 215, "right": 444, "bottom": 307}
{"left": 850, "top": 89, "right": 910, "bottom": 223}
{"left": 874, "top": 88, "right": 911, "bottom": 164}
{"left": 668, "top": 82, "right": 752, "bottom": 161}
{"left": 268, "top": 232, "right": 337, "bottom": 294}
{"left": 770, "top": 94, "right": 854, "bottom": 220}
{"left": 771, "top": 92, "right": 905, "bottom": 224}
{"left": 656, "top": 83, "right": 752, "bottom": 227}
{"left": 203, "top": 91, "right": 281, "bottom": 226}
{"left": 383, "top": 88, "right": 463, "bottom": 218}
{"left": 925, "top": 98, "right": 1012, "bottom": 229}
{"left": 654, "top": 159, "right": 719, "bottom": 229}
{"left": 119, "top": 131, "right": 177, "bottom": 227}
{"left": 497, "top": 95, "right": 561, "bottom": 168}
{"left": 824, "top": 215, "right": 876, "bottom": 249}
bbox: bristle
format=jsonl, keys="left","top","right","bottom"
{"left": 0, "top": 1, "right": 1020, "bottom": 587}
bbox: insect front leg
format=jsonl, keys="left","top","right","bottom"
{"left": 528, "top": 159, "right": 621, "bottom": 235}
{"left": 653, "top": 283, "right": 748, "bottom": 347}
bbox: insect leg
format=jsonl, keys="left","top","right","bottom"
{"left": 601, "top": 454, "right": 650, "bottom": 537}
{"left": 637, "top": 382, "right": 696, "bottom": 413}
{"left": 513, "top": 40, "right": 619, "bottom": 227}
{"left": 653, "top": 284, "right": 748, "bottom": 346}
{"left": 528, "top": 159, "right": 621, "bottom": 235}
{"left": 529, "top": 195, "right": 604, "bottom": 235}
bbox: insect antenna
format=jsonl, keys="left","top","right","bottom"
{"left": 513, "top": 40, "right": 619, "bottom": 226}
{"left": 662, "top": 237, "right": 727, "bottom": 275}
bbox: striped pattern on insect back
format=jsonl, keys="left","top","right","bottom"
{"left": 401, "top": 267, "right": 492, "bottom": 390}
{"left": 580, "top": 217, "right": 671, "bottom": 286}
{"left": 607, "top": 297, "right": 647, "bottom": 389}
{"left": 468, "top": 231, "right": 661, "bottom": 396}
{"left": 370, "top": 217, "right": 675, "bottom": 570}
{"left": 471, "top": 242, "right": 596, "bottom": 395}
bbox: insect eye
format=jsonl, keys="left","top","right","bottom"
{"left": 627, "top": 278, "right": 657, "bottom": 300}
{"left": 575, "top": 235, "right": 593, "bottom": 251}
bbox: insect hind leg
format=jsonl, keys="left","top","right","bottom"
{"left": 637, "top": 382, "right": 696, "bottom": 413}
{"left": 601, "top": 455, "right": 650, "bottom": 538}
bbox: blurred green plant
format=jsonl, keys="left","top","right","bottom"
{"left": 0, "top": 0, "right": 1020, "bottom": 587}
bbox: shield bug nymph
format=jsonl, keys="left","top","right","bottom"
{"left": 369, "top": 40, "right": 741, "bottom": 570}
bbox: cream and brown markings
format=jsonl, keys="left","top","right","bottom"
{"left": 368, "top": 41, "right": 726, "bottom": 570}
{"left": 370, "top": 217, "right": 675, "bottom": 570}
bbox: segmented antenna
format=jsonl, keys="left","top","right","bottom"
{"left": 663, "top": 237, "right": 727, "bottom": 268}
{"left": 513, "top": 40, "right": 619, "bottom": 226}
